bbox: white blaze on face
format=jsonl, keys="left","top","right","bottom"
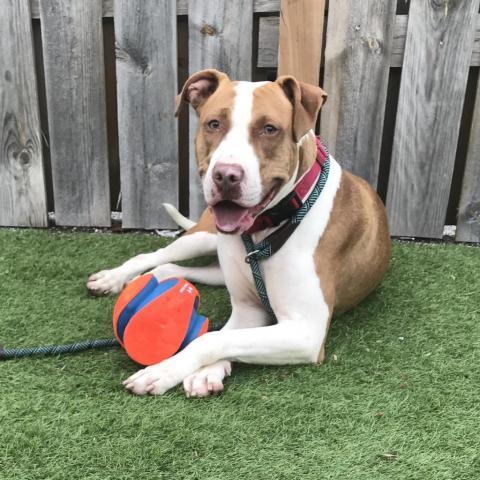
{"left": 203, "top": 81, "right": 268, "bottom": 207}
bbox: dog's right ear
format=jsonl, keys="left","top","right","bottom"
{"left": 275, "top": 76, "right": 328, "bottom": 142}
{"left": 175, "top": 69, "right": 230, "bottom": 117}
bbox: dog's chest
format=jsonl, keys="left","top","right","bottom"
{"left": 216, "top": 158, "right": 343, "bottom": 317}
{"left": 217, "top": 234, "right": 260, "bottom": 305}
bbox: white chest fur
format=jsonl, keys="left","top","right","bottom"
{"left": 217, "top": 233, "right": 260, "bottom": 306}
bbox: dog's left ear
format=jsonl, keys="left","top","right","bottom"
{"left": 275, "top": 76, "right": 328, "bottom": 142}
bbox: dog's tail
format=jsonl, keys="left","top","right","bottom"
{"left": 162, "top": 203, "right": 196, "bottom": 230}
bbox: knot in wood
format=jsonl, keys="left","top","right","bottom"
{"left": 361, "top": 36, "right": 382, "bottom": 54}
{"left": 19, "top": 150, "right": 30, "bottom": 165}
{"left": 431, "top": 0, "right": 450, "bottom": 17}
{"left": 200, "top": 23, "right": 217, "bottom": 36}
{"left": 115, "top": 42, "right": 151, "bottom": 77}
{"left": 463, "top": 201, "right": 480, "bottom": 224}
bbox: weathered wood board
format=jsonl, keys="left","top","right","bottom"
{"left": 277, "top": 0, "right": 325, "bottom": 85}
{"left": 258, "top": 16, "right": 280, "bottom": 68}
{"left": 188, "top": 0, "right": 253, "bottom": 219}
{"left": 391, "top": 14, "right": 480, "bottom": 67}
{"left": 456, "top": 79, "right": 480, "bottom": 243}
{"left": 320, "top": 0, "right": 396, "bottom": 188}
{"left": 40, "top": 0, "right": 110, "bottom": 226}
{"left": 257, "top": 14, "right": 480, "bottom": 69}
{"left": 32, "top": 0, "right": 113, "bottom": 18}
{"left": 31, "top": 0, "right": 281, "bottom": 17}
{"left": 254, "top": 0, "right": 280, "bottom": 13}
{"left": 390, "top": 15, "right": 408, "bottom": 67}
{"left": 386, "top": 0, "right": 480, "bottom": 238}
{"left": 115, "top": 0, "right": 178, "bottom": 229}
{"left": 0, "top": 0, "right": 47, "bottom": 227}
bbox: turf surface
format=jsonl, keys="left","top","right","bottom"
{"left": 0, "top": 229, "right": 479, "bottom": 479}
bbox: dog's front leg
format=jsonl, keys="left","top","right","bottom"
{"left": 124, "top": 314, "right": 327, "bottom": 396}
{"left": 182, "top": 360, "right": 232, "bottom": 397}
{"left": 87, "top": 231, "right": 218, "bottom": 295}
{"left": 149, "top": 262, "right": 224, "bottom": 286}
{"left": 182, "top": 303, "right": 270, "bottom": 397}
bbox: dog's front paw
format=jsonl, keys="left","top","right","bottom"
{"left": 87, "top": 269, "right": 126, "bottom": 296}
{"left": 123, "top": 362, "right": 184, "bottom": 396}
{"left": 183, "top": 360, "right": 231, "bottom": 398}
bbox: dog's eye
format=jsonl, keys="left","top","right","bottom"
{"left": 263, "top": 124, "right": 278, "bottom": 135}
{"left": 206, "top": 119, "right": 220, "bottom": 130}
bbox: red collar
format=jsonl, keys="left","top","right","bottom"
{"left": 247, "top": 137, "right": 328, "bottom": 234}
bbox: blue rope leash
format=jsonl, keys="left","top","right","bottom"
{"left": 241, "top": 156, "right": 330, "bottom": 319}
{"left": 0, "top": 338, "right": 120, "bottom": 360}
{"left": 0, "top": 324, "right": 228, "bottom": 361}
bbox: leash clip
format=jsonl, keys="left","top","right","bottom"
{"left": 244, "top": 250, "right": 260, "bottom": 264}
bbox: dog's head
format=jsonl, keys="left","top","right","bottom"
{"left": 176, "top": 69, "right": 327, "bottom": 234}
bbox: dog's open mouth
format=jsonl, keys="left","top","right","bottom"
{"left": 210, "top": 188, "right": 277, "bottom": 234}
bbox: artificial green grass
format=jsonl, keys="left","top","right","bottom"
{"left": 0, "top": 228, "right": 479, "bottom": 480}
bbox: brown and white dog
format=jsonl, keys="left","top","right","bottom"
{"left": 87, "top": 69, "right": 391, "bottom": 397}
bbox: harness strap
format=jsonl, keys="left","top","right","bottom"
{"left": 241, "top": 142, "right": 330, "bottom": 320}
{"left": 241, "top": 235, "right": 276, "bottom": 320}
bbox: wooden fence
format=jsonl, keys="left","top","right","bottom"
{"left": 1, "top": 0, "right": 479, "bottom": 242}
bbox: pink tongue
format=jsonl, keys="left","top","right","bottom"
{"left": 212, "top": 201, "right": 254, "bottom": 233}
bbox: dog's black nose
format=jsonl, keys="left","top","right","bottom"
{"left": 212, "top": 163, "right": 244, "bottom": 193}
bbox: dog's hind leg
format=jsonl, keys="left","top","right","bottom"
{"left": 87, "top": 230, "right": 218, "bottom": 296}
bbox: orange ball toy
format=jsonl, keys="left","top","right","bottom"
{"left": 113, "top": 274, "right": 209, "bottom": 366}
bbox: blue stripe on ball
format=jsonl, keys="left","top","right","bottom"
{"left": 116, "top": 276, "right": 158, "bottom": 342}
{"left": 116, "top": 277, "right": 179, "bottom": 342}
{"left": 177, "top": 308, "right": 207, "bottom": 352}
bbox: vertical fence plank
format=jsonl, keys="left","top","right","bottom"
{"left": 0, "top": 0, "right": 47, "bottom": 227}
{"left": 115, "top": 0, "right": 178, "bottom": 229}
{"left": 456, "top": 80, "right": 480, "bottom": 242}
{"left": 188, "top": 0, "right": 253, "bottom": 220}
{"left": 39, "top": 0, "right": 110, "bottom": 227}
{"left": 386, "top": 0, "right": 480, "bottom": 238}
{"left": 258, "top": 17, "right": 280, "bottom": 68}
{"left": 320, "top": 0, "right": 396, "bottom": 188}
{"left": 277, "top": 0, "right": 325, "bottom": 85}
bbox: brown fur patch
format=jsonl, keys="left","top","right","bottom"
{"left": 184, "top": 208, "right": 217, "bottom": 235}
{"left": 248, "top": 82, "right": 325, "bottom": 198}
{"left": 275, "top": 76, "right": 327, "bottom": 142}
{"left": 249, "top": 83, "right": 301, "bottom": 196}
{"left": 314, "top": 170, "right": 391, "bottom": 361}
{"left": 194, "top": 82, "right": 236, "bottom": 178}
